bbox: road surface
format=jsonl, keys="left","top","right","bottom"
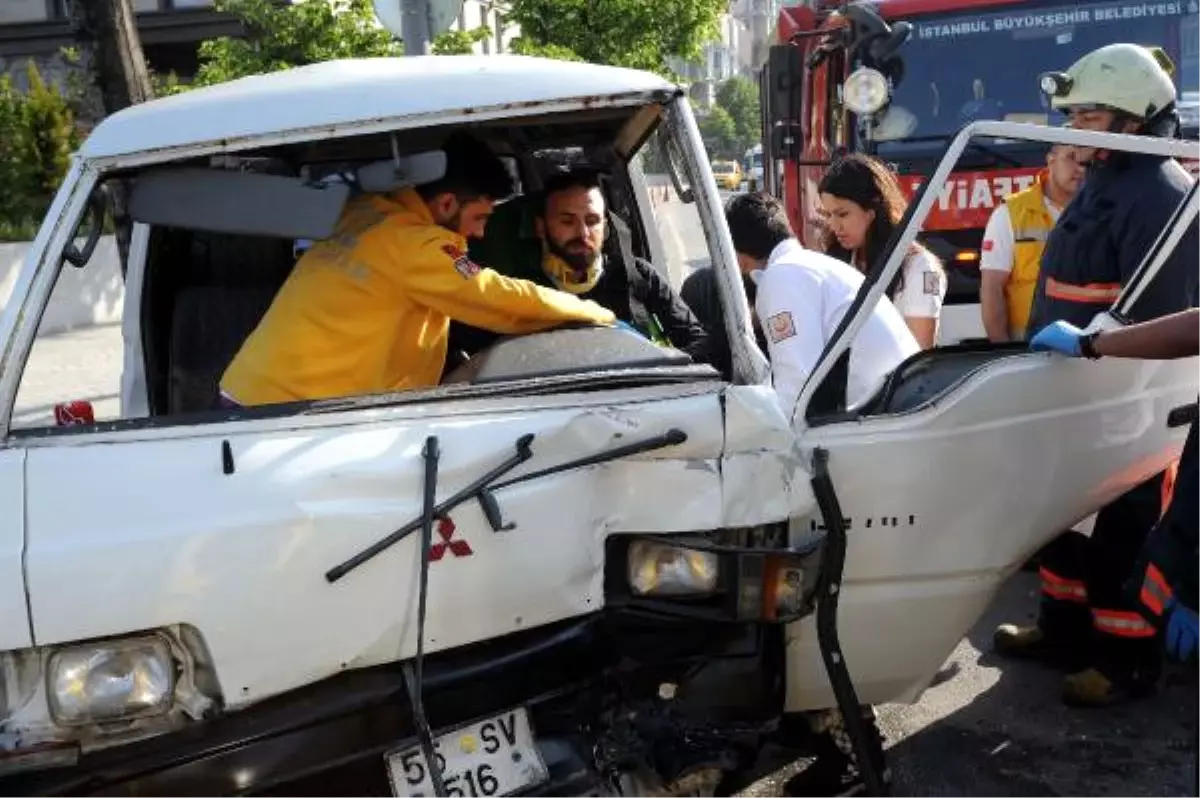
{"left": 10, "top": 194, "right": 1196, "bottom": 797}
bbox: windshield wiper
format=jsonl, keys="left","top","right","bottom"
{"left": 885, "top": 134, "right": 1025, "bottom": 168}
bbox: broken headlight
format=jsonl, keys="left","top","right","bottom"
{"left": 628, "top": 540, "right": 720, "bottom": 596}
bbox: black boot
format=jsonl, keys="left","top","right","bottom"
{"left": 782, "top": 707, "right": 891, "bottom": 797}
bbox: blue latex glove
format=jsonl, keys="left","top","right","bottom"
{"left": 1029, "top": 320, "right": 1086, "bottom": 357}
{"left": 1164, "top": 599, "right": 1199, "bottom": 662}
{"left": 614, "top": 320, "right": 647, "bottom": 339}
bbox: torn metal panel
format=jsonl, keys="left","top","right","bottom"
{"left": 720, "top": 385, "right": 814, "bottom": 527}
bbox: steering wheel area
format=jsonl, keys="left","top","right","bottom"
{"left": 440, "top": 322, "right": 693, "bottom": 386}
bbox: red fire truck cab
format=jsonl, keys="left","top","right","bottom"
{"left": 759, "top": 0, "right": 1199, "bottom": 343}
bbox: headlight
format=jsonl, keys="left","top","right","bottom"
{"left": 843, "top": 66, "right": 890, "bottom": 115}
{"left": 48, "top": 636, "right": 174, "bottom": 726}
{"left": 628, "top": 540, "right": 719, "bottom": 596}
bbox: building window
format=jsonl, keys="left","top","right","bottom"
{"left": 0, "top": 0, "right": 53, "bottom": 24}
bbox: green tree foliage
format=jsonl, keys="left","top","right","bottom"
{"left": 431, "top": 25, "right": 493, "bottom": 55}
{"left": 505, "top": 0, "right": 727, "bottom": 75}
{"left": 697, "top": 105, "right": 737, "bottom": 160}
{"left": 714, "top": 75, "right": 760, "bottom": 155}
{"left": 167, "top": 0, "right": 402, "bottom": 91}
{"left": 0, "top": 62, "right": 82, "bottom": 241}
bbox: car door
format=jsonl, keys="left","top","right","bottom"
{"left": 0, "top": 448, "right": 31, "bottom": 650}
{"left": 781, "top": 121, "right": 1200, "bottom": 712}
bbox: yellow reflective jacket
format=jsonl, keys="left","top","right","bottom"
{"left": 221, "top": 188, "right": 616, "bottom": 406}
{"left": 1004, "top": 171, "right": 1055, "bottom": 339}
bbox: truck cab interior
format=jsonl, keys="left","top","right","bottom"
{"left": 103, "top": 109, "right": 716, "bottom": 425}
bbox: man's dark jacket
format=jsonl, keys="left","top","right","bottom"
{"left": 456, "top": 194, "right": 711, "bottom": 363}
{"left": 1028, "top": 152, "right": 1198, "bottom": 334}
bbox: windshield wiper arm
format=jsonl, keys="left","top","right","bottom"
{"left": 325, "top": 433, "right": 536, "bottom": 583}
{"left": 891, "top": 134, "right": 1024, "bottom": 168}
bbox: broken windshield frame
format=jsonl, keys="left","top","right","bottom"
{"left": 794, "top": 121, "right": 1200, "bottom": 429}
{"left": 661, "top": 97, "right": 771, "bottom": 387}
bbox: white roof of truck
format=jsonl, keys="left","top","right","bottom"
{"left": 80, "top": 55, "right": 678, "bottom": 161}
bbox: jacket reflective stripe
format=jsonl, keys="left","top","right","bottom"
{"left": 1045, "top": 277, "right": 1122, "bottom": 304}
{"left": 1138, "top": 562, "right": 1175, "bottom": 617}
{"left": 1012, "top": 229, "right": 1051, "bottom": 243}
{"left": 1040, "top": 566, "right": 1088, "bottom": 603}
{"left": 1092, "top": 608, "right": 1157, "bottom": 638}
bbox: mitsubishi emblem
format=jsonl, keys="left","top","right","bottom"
{"left": 430, "top": 517, "right": 473, "bottom": 561}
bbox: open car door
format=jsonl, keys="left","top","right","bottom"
{"left": 782, "top": 121, "right": 1200, "bottom": 712}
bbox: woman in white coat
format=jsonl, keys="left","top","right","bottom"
{"left": 817, "top": 153, "right": 947, "bottom": 349}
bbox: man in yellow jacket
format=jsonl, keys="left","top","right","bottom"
{"left": 978, "top": 140, "right": 1085, "bottom": 341}
{"left": 220, "top": 133, "right": 616, "bottom": 407}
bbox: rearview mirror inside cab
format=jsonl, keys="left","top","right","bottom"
{"left": 63, "top": 185, "right": 110, "bottom": 269}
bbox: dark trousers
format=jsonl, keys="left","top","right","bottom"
{"left": 1038, "top": 472, "right": 1168, "bottom": 681}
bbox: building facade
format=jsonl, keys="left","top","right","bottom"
{"left": 668, "top": 8, "right": 752, "bottom": 109}
{"left": 452, "top": 0, "right": 517, "bottom": 55}
{"left": 0, "top": 0, "right": 239, "bottom": 96}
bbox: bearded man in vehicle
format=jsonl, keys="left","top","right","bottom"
{"left": 218, "top": 132, "right": 616, "bottom": 407}
{"left": 994, "top": 43, "right": 1200, "bottom": 708}
{"left": 460, "top": 168, "right": 711, "bottom": 362}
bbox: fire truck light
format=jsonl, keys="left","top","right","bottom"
{"left": 843, "top": 67, "right": 889, "bottom": 116}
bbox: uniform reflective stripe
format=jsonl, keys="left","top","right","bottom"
{"left": 1012, "top": 228, "right": 1051, "bottom": 243}
{"left": 1039, "top": 566, "right": 1087, "bottom": 602}
{"left": 1139, "top": 563, "right": 1174, "bottom": 617}
{"left": 1092, "top": 609, "right": 1157, "bottom": 638}
{"left": 1045, "top": 277, "right": 1122, "bottom": 304}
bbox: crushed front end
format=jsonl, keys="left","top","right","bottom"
{"left": 0, "top": 526, "right": 824, "bottom": 797}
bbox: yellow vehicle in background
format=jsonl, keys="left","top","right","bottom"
{"left": 711, "top": 159, "right": 742, "bottom": 191}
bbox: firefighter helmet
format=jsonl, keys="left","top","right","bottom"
{"left": 1039, "top": 43, "right": 1177, "bottom": 120}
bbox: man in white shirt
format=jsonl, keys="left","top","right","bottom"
{"left": 725, "top": 192, "right": 919, "bottom": 418}
{"left": 978, "top": 142, "right": 1085, "bottom": 341}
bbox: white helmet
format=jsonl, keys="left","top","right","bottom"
{"left": 1039, "top": 43, "right": 1177, "bottom": 120}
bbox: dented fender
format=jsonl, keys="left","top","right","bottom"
{"left": 720, "top": 384, "right": 816, "bottom": 527}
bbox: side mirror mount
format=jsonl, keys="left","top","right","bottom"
{"left": 62, "top": 186, "right": 109, "bottom": 269}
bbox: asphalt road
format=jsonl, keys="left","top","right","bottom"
{"left": 11, "top": 193, "right": 1198, "bottom": 796}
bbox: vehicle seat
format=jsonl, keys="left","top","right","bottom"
{"left": 167, "top": 233, "right": 297, "bottom": 414}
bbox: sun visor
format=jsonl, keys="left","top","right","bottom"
{"left": 128, "top": 167, "right": 351, "bottom": 240}
{"left": 356, "top": 150, "right": 448, "bottom": 194}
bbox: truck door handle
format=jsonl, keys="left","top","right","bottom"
{"left": 1167, "top": 402, "right": 1197, "bottom": 429}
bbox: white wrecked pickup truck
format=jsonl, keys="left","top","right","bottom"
{"left": 0, "top": 54, "right": 1196, "bottom": 796}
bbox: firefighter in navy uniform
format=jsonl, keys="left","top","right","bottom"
{"left": 993, "top": 43, "right": 1200, "bottom": 707}
{"left": 1029, "top": 310, "right": 1199, "bottom": 666}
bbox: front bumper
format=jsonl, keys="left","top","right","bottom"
{"left": 3, "top": 612, "right": 780, "bottom": 797}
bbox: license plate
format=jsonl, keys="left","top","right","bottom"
{"left": 385, "top": 707, "right": 549, "bottom": 797}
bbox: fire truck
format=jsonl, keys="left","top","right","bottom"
{"left": 757, "top": 0, "right": 1199, "bottom": 342}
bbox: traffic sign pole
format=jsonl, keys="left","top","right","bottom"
{"left": 403, "top": 0, "right": 432, "bottom": 55}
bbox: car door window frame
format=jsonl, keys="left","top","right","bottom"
{"left": 793, "top": 122, "right": 1200, "bottom": 430}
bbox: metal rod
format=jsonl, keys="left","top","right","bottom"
{"left": 490, "top": 428, "right": 687, "bottom": 492}
{"left": 809, "top": 447, "right": 887, "bottom": 797}
{"left": 407, "top": 435, "right": 446, "bottom": 796}
{"left": 1113, "top": 179, "right": 1199, "bottom": 318}
{"left": 325, "top": 433, "right": 535, "bottom": 583}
